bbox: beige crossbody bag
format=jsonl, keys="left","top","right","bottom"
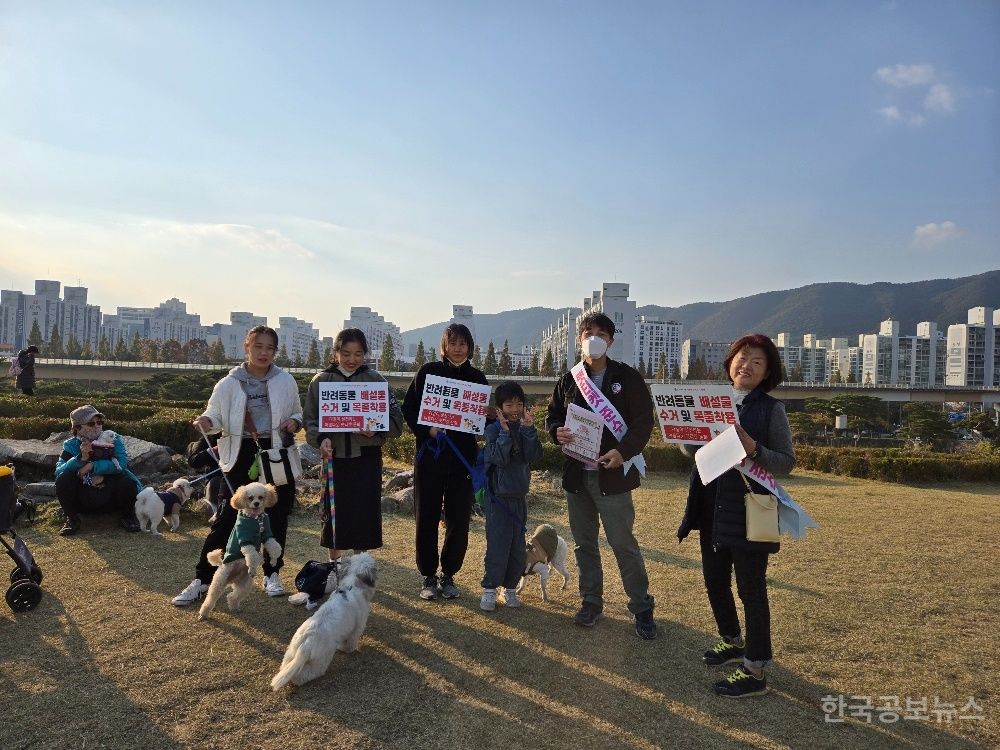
{"left": 740, "top": 472, "right": 780, "bottom": 543}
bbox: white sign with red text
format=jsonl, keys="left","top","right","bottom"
{"left": 650, "top": 383, "right": 739, "bottom": 444}
{"left": 318, "top": 381, "right": 391, "bottom": 432}
{"left": 417, "top": 375, "right": 491, "bottom": 435}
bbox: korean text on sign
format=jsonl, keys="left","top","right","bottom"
{"left": 417, "top": 374, "right": 492, "bottom": 435}
{"left": 649, "top": 384, "right": 739, "bottom": 444}
{"left": 318, "top": 381, "right": 391, "bottom": 432}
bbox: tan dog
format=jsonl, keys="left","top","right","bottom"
{"left": 516, "top": 524, "right": 570, "bottom": 602}
{"left": 198, "top": 482, "right": 282, "bottom": 620}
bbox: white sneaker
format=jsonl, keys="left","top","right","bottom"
{"left": 480, "top": 588, "right": 497, "bottom": 611}
{"left": 263, "top": 572, "right": 286, "bottom": 597}
{"left": 500, "top": 588, "right": 521, "bottom": 608}
{"left": 172, "top": 579, "right": 208, "bottom": 606}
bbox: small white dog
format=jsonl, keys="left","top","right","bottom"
{"left": 135, "top": 478, "right": 194, "bottom": 534}
{"left": 271, "top": 553, "right": 378, "bottom": 690}
{"left": 516, "top": 524, "right": 570, "bottom": 602}
{"left": 198, "top": 482, "right": 282, "bottom": 621}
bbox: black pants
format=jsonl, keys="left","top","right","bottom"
{"left": 55, "top": 471, "right": 136, "bottom": 521}
{"left": 20, "top": 387, "right": 33, "bottom": 396}
{"left": 699, "top": 530, "right": 772, "bottom": 666}
{"left": 194, "top": 438, "right": 294, "bottom": 583}
{"left": 413, "top": 452, "right": 473, "bottom": 578}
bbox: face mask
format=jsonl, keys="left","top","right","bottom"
{"left": 581, "top": 335, "right": 608, "bottom": 359}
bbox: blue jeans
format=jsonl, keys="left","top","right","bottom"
{"left": 566, "top": 471, "right": 653, "bottom": 615}
{"left": 481, "top": 494, "right": 527, "bottom": 589}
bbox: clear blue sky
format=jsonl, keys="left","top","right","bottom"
{"left": 0, "top": 1, "right": 997, "bottom": 336}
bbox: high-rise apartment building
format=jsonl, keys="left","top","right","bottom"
{"left": 946, "top": 307, "right": 1000, "bottom": 387}
{"left": 635, "top": 317, "right": 682, "bottom": 375}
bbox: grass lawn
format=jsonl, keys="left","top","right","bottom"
{"left": 1, "top": 469, "right": 996, "bottom": 749}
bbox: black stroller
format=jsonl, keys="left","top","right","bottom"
{"left": 0, "top": 465, "right": 43, "bottom": 612}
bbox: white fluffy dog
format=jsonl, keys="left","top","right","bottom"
{"left": 516, "top": 524, "right": 570, "bottom": 602}
{"left": 271, "top": 553, "right": 378, "bottom": 690}
{"left": 135, "top": 478, "right": 194, "bottom": 534}
{"left": 198, "top": 482, "right": 282, "bottom": 621}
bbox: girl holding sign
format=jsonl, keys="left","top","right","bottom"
{"left": 303, "top": 328, "right": 403, "bottom": 570}
{"left": 402, "top": 323, "right": 490, "bottom": 601}
{"left": 677, "top": 334, "right": 795, "bottom": 698}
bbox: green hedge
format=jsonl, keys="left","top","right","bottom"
{"left": 795, "top": 446, "right": 1000, "bottom": 483}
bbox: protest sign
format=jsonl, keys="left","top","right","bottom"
{"left": 318, "top": 381, "right": 391, "bottom": 432}
{"left": 416, "top": 375, "right": 491, "bottom": 435}
{"left": 562, "top": 403, "right": 603, "bottom": 468}
{"left": 650, "top": 383, "right": 739, "bottom": 444}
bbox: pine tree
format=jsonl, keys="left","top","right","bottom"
{"left": 429, "top": 347, "right": 438, "bottom": 362}
{"left": 80, "top": 340, "right": 93, "bottom": 359}
{"left": 209, "top": 340, "right": 228, "bottom": 365}
{"left": 293, "top": 349, "right": 303, "bottom": 367}
{"left": 655, "top": 352, "right": 667, "bottom": 380}
{"left": 638, "top": 355, "right": 645, "bottom": 378}
{"left": 483, "top": 341, "right": 498, "bottom": 375}
{"left": 514, "top": 361, "right": 524, "bottom": 376}
{"left": 47, "top": 324, "right": 64, "bottom": 357}
{"left": 276, "top": 344, "right": 291, "bottom": 367}
{"left": 471, "top": 344, "right": 482, "bottom": 369}
{"left": 98, "top": 334, "right": 111, "bottom": 360}
{"left": 113, "top": 335, "right": 128, "bottom": 361}
{"left": 129, "top": 331, "right": 142, "bottom": 361}
{"left": 540, "top": 350, "right": 554, "bottom": 377}
{"left": 498, "top": 340, "right": 513, "bottom": 376}
{"left": 66, "top": 333, "right": 82, "bottom": 358}
{"left": 830, "top": 369, "right": 842, "bottom": 384}
{"left": 529, "top": 351, "right": 540, "bottom": 376}
{"left": 161, "top": 339, "right": 184, "bottom": 362}
{"left": 560, "top": 358, "right": 568, "bottom": 374}
{"left": 27, "top": 320, "right": 44, "bottom": 348}
{"left": 322, "top": 341, "right": 333, "bottom": 366}
{"left": 379, "top": 337, "right": 396, "bottom": 371}
{"left": 414, "top": 341, "right": 427, "bottom": 369}
{"left": 670, "top": 361, "right": 681, "bottom": 380}
{"left": 306, "top": 339, "right": 320, "bottom": 368}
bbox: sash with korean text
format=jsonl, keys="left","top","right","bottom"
{"left": 570, "top": 362, "right": 646, "bottom": 477}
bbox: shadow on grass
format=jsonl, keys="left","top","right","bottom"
{"left": 271, "top": 557, "right": 982, "bottom": 750}
{"left": 0, "top": 596, "right": 185, "bottom": 750}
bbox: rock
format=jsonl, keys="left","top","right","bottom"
{"left": 119, "top": 435, "right": 174, "bottom": 475}
{"left": 381, "top": 496, "right": 396, "bottom": 514}
{"left": 388, "top": 487, "right": 414, "bottom": 513}
{"left": 0, "top": 439, "right": 63, "bottom": 472}
{"left": 297, "top": 443, "right": 321, "bottom": 468}
{"left": 383, "top": 470, "right": 413, "bottom": 492}
{"left": 45, "top": 431, "right": 72, "bottom": 444}
{"left": 23, "top": 482, "right": 56, "bottom": 497}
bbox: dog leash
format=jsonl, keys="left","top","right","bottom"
{"left": 415, "top": 431, "right": 486, "bottom": 516}
{"left": 196, "top": 422, "right": 236, "bottom": 498}
{"left": 321, "top": 457, "right": 335, "bottom": 543}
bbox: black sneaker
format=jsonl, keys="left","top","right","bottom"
{"left": 419, "top": 576, "right": 439, "bottom": 600}
{"left": 713, "top": 665, "right": 768, "bottom": 698}
{"left": 439, "top": 575, "right": 460, "bottom": 599}
{"left": 703, "top": 639, "right": 745, "bottom": 666}
{"left": 633, "top": 608, "right": 657, "bottom": 640}
{"left": 120, "top": 517, "right": 141, "bottom": 532}
{"left": 59, "top": 516, "right": 81, "bottom": 536}
{"left": 573, "top": 601, "right": 602, "bottom": 627}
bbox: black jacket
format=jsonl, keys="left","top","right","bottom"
{"left": 402, "top": 359, "right": 489, "bottom": 468}
{"left": 677, "top": 389, "right": 795, "bottom": 554}
{"left": 545, "top": 358, "right": 654, "bottom": 496}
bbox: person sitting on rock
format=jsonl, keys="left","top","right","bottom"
{"left": 54, "top": 405, "right": 143, "bottom": 536}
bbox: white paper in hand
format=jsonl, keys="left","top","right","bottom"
{"left": 694, "top": 426, "right": 747, "bottom": 485}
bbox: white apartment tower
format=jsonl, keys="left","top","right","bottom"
{"left": 946, "top": 306, "right": 1000, "bottom": 387}
{"left": 635, "top": 317, "right": 683, "bottom": 375}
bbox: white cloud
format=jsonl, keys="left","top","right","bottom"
{"left": 924, "top": 83, "right": 955, "bottom": 113}
{"left": 876, "top": 64, "right": 936, "bottom": 87}
{"left": 509, "top": 270, "right": 567, "bottom": 279}
{"left": 878, "top": 106, "right": 900, "bottom": 121}
{"left": 138, "top": 221, "right": 315, "bottom": 260}
{"left": 878, "top": 106, "right": 924, "bottom": 126}
{"left": 912, "top": 221, "right": 961, "bottom": 247}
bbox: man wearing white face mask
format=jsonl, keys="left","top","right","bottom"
{"left": 546, "top": 312, "right": 657, "bottom": 639}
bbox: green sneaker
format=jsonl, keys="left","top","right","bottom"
{"left": 713, "top": 665, "right": 768, "bottom": 698}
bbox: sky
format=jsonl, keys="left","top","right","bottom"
{"left": 0, "top": 1, "right": 997, "bottom": 337}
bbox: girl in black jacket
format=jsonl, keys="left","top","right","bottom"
{"left": 678, "top": 334, "right": 795, "bottom": 697}
{"left": 402, "top": 323, "right": 489, "bottom": 601}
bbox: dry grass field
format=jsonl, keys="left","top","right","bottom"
{"left": 1, "top": 469, "right": 996, "bottom": 749}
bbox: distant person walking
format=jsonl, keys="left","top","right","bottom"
{"left": 13, "top": 345, "right": 39, "bottom": 396}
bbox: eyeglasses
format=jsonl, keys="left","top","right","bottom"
{"left": 85, "top": 419, "right": 104, "bottom": 427}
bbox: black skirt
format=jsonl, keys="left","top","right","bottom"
{"left": 321, "top": 448, "right": 383, "bottom": 551}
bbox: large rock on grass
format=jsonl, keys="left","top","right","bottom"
{"left": 0, "top": 435, "right": 173, "bottom": 477}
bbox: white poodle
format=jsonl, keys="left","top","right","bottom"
{"left": 198, "top": 482, "right": 282, "bottom": 621}
{"left": 271, "top": 553, "right": 378, "bottom": 690}
{"left": 135, "top": 478, "right": 194, "bottom": 534}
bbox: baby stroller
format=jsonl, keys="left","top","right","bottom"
{"left": 0, "top": 465, "right": 43, "bottom": 612}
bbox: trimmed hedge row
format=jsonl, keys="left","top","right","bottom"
{"left": 795, "top": 446, "right": 1000, "bottom": 483}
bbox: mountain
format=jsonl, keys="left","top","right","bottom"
{"left": 401, "top": 270, "right": 1000, "bottom": 351}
